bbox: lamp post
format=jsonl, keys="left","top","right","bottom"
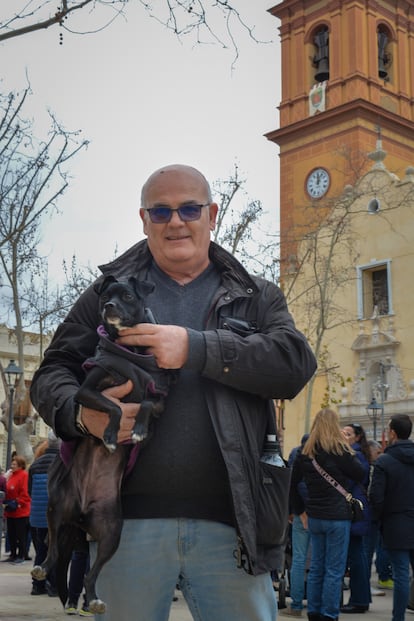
{"left": 4, "top": 359, "right": 23, "bottom": 469}
{"left": 366, "top": 396, "right": 383, "bottom": 442}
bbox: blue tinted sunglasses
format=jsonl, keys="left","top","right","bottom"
{"left": 144, "top": 203, "right": 210, "bottom": 224}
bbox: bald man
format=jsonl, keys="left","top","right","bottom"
{"left": 31, "top": 164, "right": 316, "bottom": 621}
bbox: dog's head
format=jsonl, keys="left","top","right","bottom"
{"left": 94, "top": 276, "right": 155, "bottom": 339}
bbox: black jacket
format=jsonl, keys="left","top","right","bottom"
{"left": 291, "top": 448, "right": 365, "bottom": 520}
{"left": 30, "top": 239, "right": 316, "bottom": 574}
{"left": 369, "top": 440, "right": 414, "bottom": 549}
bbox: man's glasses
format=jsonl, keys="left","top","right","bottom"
{"left": 144, "top": 203, "right": 210, "bottom": 224}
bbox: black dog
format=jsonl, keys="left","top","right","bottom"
{"left": 32, "top": 275, "right": 173, "bottom": 614}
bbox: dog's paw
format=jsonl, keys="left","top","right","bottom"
{"left": 31, "top": 566, "right": 47, "bottom": 581}
{"left": 102, "top": 440, "right": 117, "bottom": 453}
{"left": 89, "top": 598, "right": 106, "bottom": 614}
{"left": 131, "top": 430, "right": 147, "bottom": 443}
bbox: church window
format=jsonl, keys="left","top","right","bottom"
{"left": 313, "top": 27, "right": 329, "bottom": 83}
{"left": 357, "top": 260, "right": 392, "bottom": 319}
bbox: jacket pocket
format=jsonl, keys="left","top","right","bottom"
{"left": 256, "top": 462, "right": 292, "bottom": 546}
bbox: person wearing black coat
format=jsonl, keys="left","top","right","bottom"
{"left": 30, "top": 164, "right": 317, "bottom": 621}
{"left": 291, "top": 409, "right": 365, "bottom": 621}
{"left": 369, "top": 414, "right": 414, "bottom": 621}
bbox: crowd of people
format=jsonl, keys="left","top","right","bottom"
{"left": 282, "top": 409, "right": 414, "bottom": 621}
{"left": 1, "top": 438, "right": 93, "bottom": 616}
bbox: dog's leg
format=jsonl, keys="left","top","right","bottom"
{"left": 78, "top": 443, "right": 127, "bottom": 614}
{"left": 83, "top": 520, "right": 123, "bottom": 614}
{"left": 31, "top": 457, "right": 82, "bottom": 607}
{"left": 76, "top": 372, "right": 123, "bottom": 452}
{"left": 131, "top": 400, "right": 163, "bottom": 442}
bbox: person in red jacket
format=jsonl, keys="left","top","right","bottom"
{"left": 4, "top": 455, "right": 31, "bottom": 563}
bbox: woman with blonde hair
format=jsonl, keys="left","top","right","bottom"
{"left": 290, "top": 409, "right": 365, "bottom": 621}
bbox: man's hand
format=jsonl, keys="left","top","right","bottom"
{"left": 299, "top": 511, "right": 308, "bottom": 530}
{"left": 116, "top": 323, "right": 189, "bottom": 369}
{"left": 80, "top": 380, "right": 140, "bottom": 444}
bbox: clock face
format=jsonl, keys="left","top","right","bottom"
{"left": 306, "top": 168, "right": 330, "bottom": 199}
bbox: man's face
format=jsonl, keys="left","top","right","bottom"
{"left": 140, "top": 167, "right": 218, "bottom": 279}
{"left": 387, "top": 423, "right": 396, "bottom": 444}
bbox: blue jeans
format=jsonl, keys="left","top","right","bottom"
{"left": 307, "top": 517, "right": 351, "bottom": 620}
{"left": 366, "top": 522, "right": 392, "bottom": 581}
{"left": 92, "top": 518, "right": 277, "bottom": 621}
{"left": 289, "top": 515, "right": 311, "bottom": 610}
{"left": 387, "top": 549, "right": 411, "bottom": 621}
{"left": 347, "top": 534, "right": 371, "bottom": 607}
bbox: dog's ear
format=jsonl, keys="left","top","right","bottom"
{"left": 94, "top": 275, "right": 117, "bottom": 295}
{"left": 128, "top": 277, "right": 155, "bottom": 298}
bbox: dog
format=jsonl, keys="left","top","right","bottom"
{"left": 32, "top": 275, "right": 174, "bottom": 614}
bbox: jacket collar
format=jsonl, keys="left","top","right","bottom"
{"left": 99, "top": 239, "right": 258, "bottom": 295}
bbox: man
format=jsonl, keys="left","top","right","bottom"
{"left": 30, "top": 164, "right": 316, "bottom": 620}
{"left": 369, "top": 414, "right": 414, "bottom": 621}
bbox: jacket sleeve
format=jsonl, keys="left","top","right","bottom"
{"left": 368, "top": 457, "right": 387, "bottom": 520}
{"left": 290, "top": 455, "right": 306, "bottom": 514}
{"left": 340, "top": 452, "right": 366, "bottom": 484}
{"left": 197, "top": 279, "right": 316, "bottom": 400}
{"left": 30, "top": 283, "right": 101, "bottom": 440}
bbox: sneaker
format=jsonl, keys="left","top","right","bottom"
{"left": 280, "top": 606, "right": 303, "bottom": 617}
{"left": 31, "top": 584, "right": 47, "bottom": 595}
{"left": 407, "top": 605, "right": 414, "bottom": 614}
{"left": 371, "top": 587, "right": 385, "bottom": 596}
{"left": 79, "top": 605, "right": 94, "bottom": 617}
{"left": 65, "top": 602, "right": 78, "bottom": 615}
{"left": 12, "top": 558, "right": 25, "bottom": 564}
{"left": 378, "top": 579, "right": 394, "bottom": 590}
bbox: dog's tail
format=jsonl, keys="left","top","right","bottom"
{"left": 55, "top": 525, "right": 89, "bottom": 607}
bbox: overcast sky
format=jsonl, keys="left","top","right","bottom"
{"left": 1, "top": 2, "right": 281, "bottom": 282}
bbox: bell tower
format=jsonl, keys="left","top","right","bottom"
{"left": 266, "top": 0, "right": 414, "bottom": 272}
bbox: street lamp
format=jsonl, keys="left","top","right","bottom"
{"left": 366, "top": 396, "right": 383, "bottom": 442}
{"left": 4, "top": 359, "right": 23, "bottom": 469}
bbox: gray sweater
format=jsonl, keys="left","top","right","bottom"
{"left": 122, "top": 261, "right": 233, "bottom": 525}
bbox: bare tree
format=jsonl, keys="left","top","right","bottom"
{"left": 284, "top": 188, "right": 359, "bottom": 431}
{"left": 283, "top": 148, "right": 414, "bottom": 431}
{"left": 212, "top": 163, "right": 278, "bottom": 277}
{"left": 0, "top": 86, "right": 88, "bottom": 428}
{"left": 0, "top": 1, "right": 267, "bottom": 62}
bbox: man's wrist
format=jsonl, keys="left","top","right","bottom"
{"left": 75, "top": 402, "right": 89, "bottom": 435}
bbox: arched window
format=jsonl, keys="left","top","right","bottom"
{"left": 377, "top": 26, "right": 391, "bottom": 81}
{"left": 313, "top": 27, "right": 329, "bottom": 82}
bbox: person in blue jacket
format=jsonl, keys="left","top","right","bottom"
{"left": 28, "top": 430, "right": 60, "bottom": 595}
